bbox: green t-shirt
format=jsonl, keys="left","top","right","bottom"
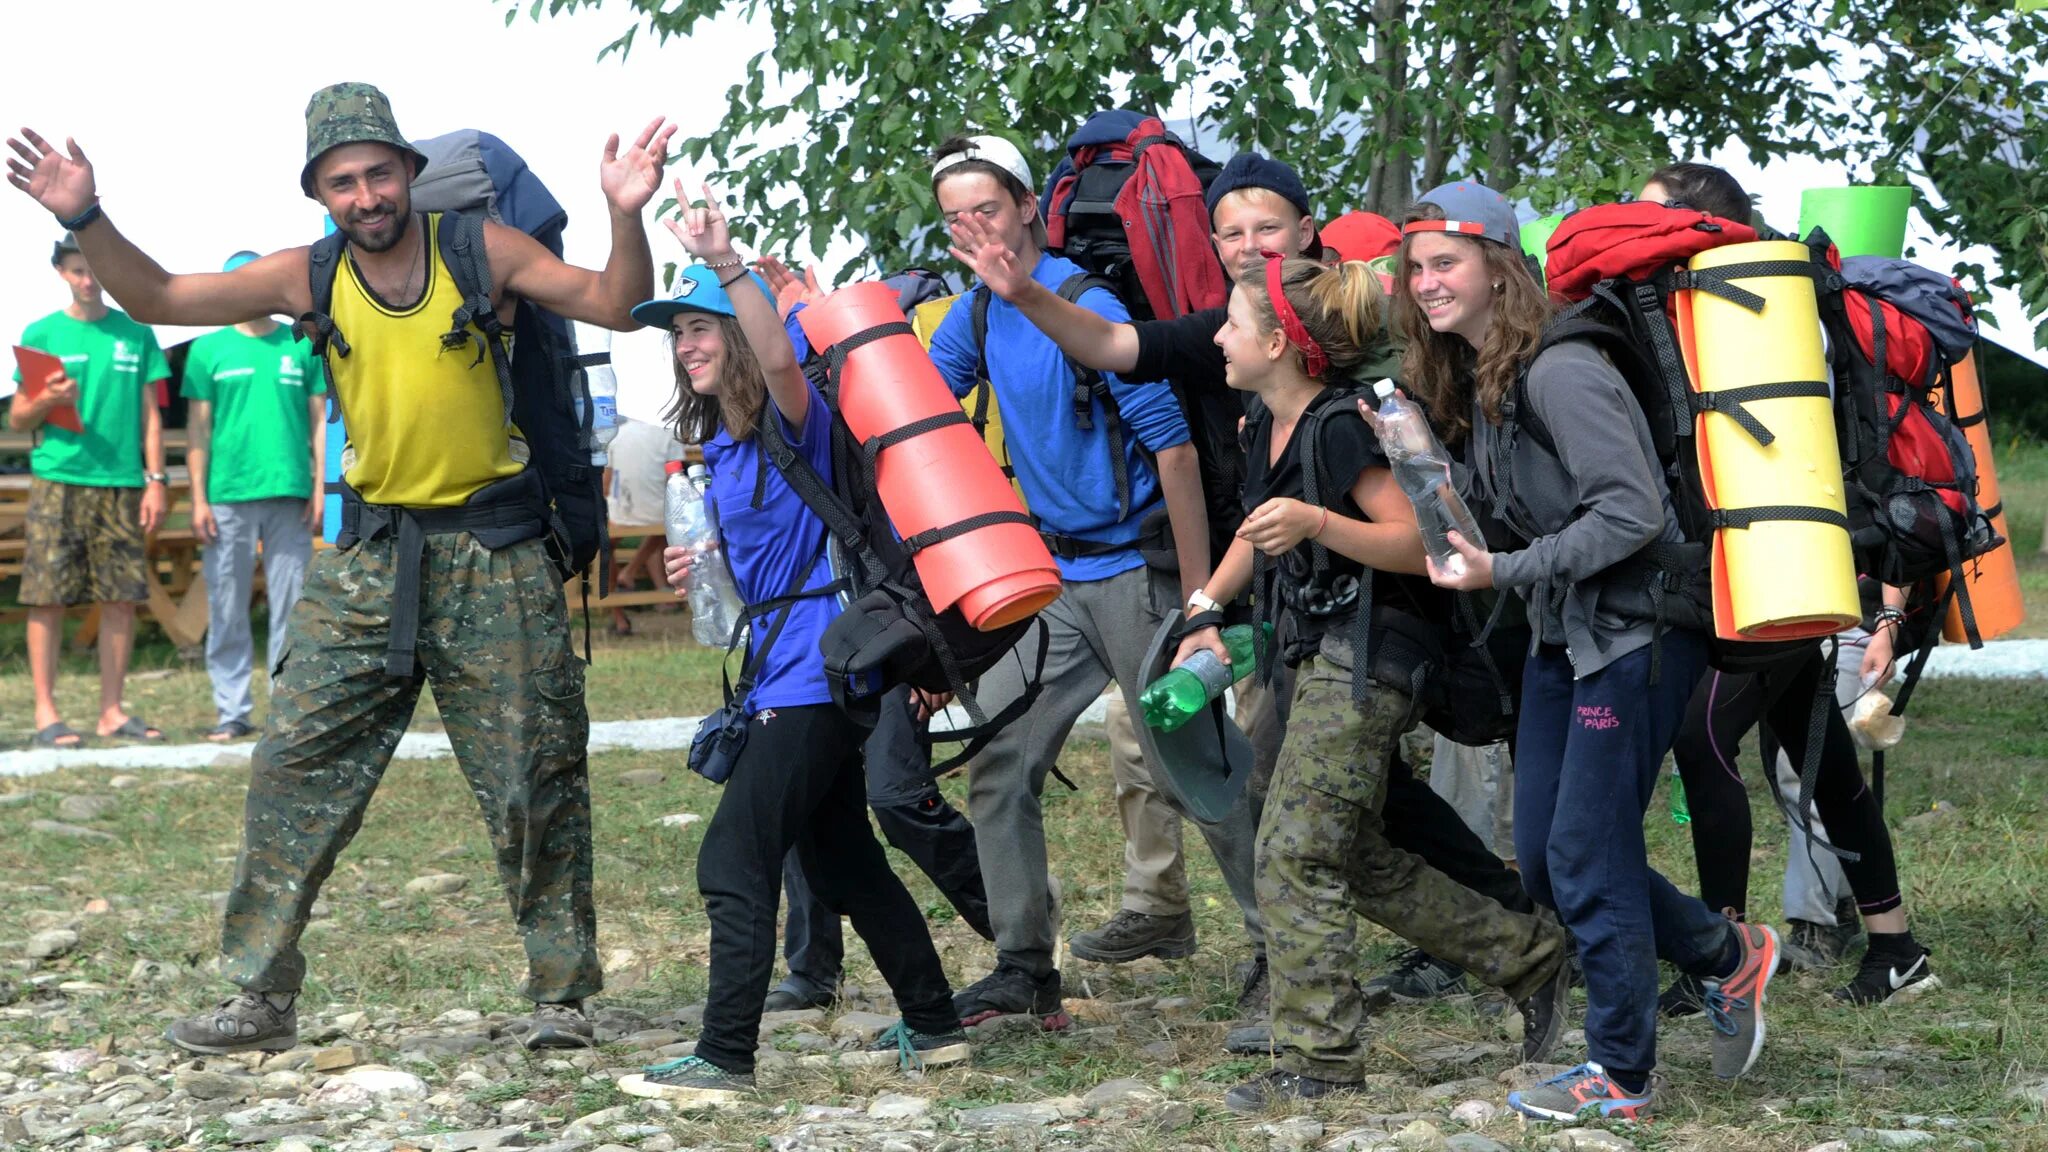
{"left": 182, "top": 325, "right": 328, "bottom": 504}
{"left": 14, "top": 309, "right": 169, "bottom": 487}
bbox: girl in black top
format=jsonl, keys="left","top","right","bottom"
{"left": 1181, "top": 254, "right": 1572, "bottom": 1113}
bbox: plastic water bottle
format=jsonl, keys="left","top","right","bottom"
{"left": 1139, "top": 623, "right": 1273, "bottom": 732}
{"left": 574, "top": 322, "right": 619, "bottom": 467}
{"left": 665, "top": 461, "right": 742, "bottom": 647}
{"left": 1371, "top": 380, "right": 1486, "bottom": 578}
{"left": 1669, "top": 767, "right": 1691, "bottom": 825}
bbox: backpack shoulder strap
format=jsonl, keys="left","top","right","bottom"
{"left": 297, "top": 231, "right": 353, "bottom": 422}
{"left": 433, "top": 211, "right": 517, "bottom": 427}
{"left": 756, "top": 401, "right": 890, "bottom": 590}
{"left": 1055, "top": 271, "right": 1136, "bottom": 519}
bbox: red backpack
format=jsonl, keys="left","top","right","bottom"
{"left": 1544, "top": 201, "right": 1759, "bottom": 303}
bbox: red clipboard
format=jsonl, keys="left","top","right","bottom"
{"left": 11, "top": 346, "right": 85, "bottom": 434}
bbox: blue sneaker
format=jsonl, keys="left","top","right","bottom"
{"left": 1507, "top": 1062, "right": 1654, "bottom": 1122}
{"left": 617, "top": 1055, "right": 754, "bottom": 1107}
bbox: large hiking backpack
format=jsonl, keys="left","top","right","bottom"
{"left": 1819, "top": 254, "right": 2000, "bottom": 634}
{"left": 757, "top": 375, "right": 1047, "bottom": 772}
{"left": 298, "top": 129, "right": 607, "bottom": 585}
{"left": 1255, "top": 387, "right": 1528, "bottom": 746}
{"left": 1040, "top": 110, "right": 1227, "bottom": 323}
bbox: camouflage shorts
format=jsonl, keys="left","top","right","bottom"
{"left": 18, "top": 478, "right": 147, "bottom": 606}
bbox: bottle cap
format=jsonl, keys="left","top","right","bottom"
{"left": 665, "top": 460, "right": 686, "bottom": 475}
{"left": 1372, "top": 379, "right": 1396, "bottom": 400}
{"left": 687, "top": 463, "right": 710, "bottom": 478}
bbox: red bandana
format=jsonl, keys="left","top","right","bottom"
{"left": 1261, "top": 250, "right": 1328, "bottom": 377}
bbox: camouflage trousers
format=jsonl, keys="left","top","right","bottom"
{"left": 1258, "top": 644, "right": 1565, "bottom": 1082}
{"left": 219, "top": 532, "right": 601, "bottom": 1003}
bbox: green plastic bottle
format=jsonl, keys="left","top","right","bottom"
{"left": 1139, "top": 623, "right": 1272, "bottom": 732}
{"left": 1669, "top": 767, "right": 1691, "bottom": 825}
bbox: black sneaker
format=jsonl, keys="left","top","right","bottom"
{"left": 1068, "top": 909, "right": 1197, "bottom": 963}
{"left": 953, "top": 965, "right": 1071, "bottom": 1030}
{"left": 1833, "top": 943, "right": 1939, "bottom": 1005}
{"left": 1233, "top": 953, "right": 1270, "bottom": 1020}
{"left": 165, "top": 992, "right": 298, "bottom": 1054}
{"left": 1517, "top": 957, "right": 1572, "bottom": 1063}
{"left": 1362, "top": 948, "right": 1467, "bottom": 1003}
{"left": 802, "top": 1019, "right": 972, "bottom": 1070}
{"left": 523, "top": 1000, "right": 595, "bottom": 1050}
{"left": 618, "top": 1055, "right": 754, "bottom": 1107}
{"left": 1658, "top": 972, "right": 1706, "bottom": 1019}
{"left": 1223, "top": 1068, "right": 1360, "bottom": 1112}
{"left": 763, "top": 986, "right": 836, "bottom": 1013}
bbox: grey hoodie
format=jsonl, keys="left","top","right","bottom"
{"left": 1475, "top": 340, "right": 1686, "bottom": 678}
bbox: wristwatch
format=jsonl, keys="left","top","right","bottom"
{"left": 1187, "top": 589, "right": 1221, "bottom": 615}
{"left": 144, "top": 472, "right": 169, "bottom": 485}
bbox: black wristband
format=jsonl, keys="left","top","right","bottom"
{"left": 1177, "top": 609, "right": 1226, "bottom": 638}
{"left": 718, "top": 268, "right": 750, "bottom": 289}
{"left": 57, "top": 200, "right": 103, "bottom": 232}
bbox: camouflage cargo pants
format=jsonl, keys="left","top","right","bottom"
{"left": 1258, "top": 643, "right": 1565, "bottom": 1082}
{"left": 219, "top": 532, "right": 601, "bottom": 1003}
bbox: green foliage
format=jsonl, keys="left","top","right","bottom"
{"left": 515, "top": 1, "right": 2048, "bottom": 332}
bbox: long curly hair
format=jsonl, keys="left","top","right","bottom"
{"left": 1390, "top": 201, "right": 1551, "bottom": 445}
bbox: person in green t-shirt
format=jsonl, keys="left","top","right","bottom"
{"left": 184, "top": 250, "right": 329, "bottom": 741}
{"left": 7, "top": 232, "right": 171, "bottom": 748}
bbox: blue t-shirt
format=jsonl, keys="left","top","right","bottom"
{"left": 703, "top": 380, "right": 840, "bottom": 711}
{"left": 929, "top": 254, "right": 1190, "bottom": 582}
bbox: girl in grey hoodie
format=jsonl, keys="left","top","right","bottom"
{"left": 1391, "top": 180, "right": 1779, "bottom": 1123}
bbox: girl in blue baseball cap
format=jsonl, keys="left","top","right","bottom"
{"left": 617, "top": 182, "right": 968, "bottom": 1107}
{"left": 1392, "top": 180, "right": 1778, "bottom": 1124}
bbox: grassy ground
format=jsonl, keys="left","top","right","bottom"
{"left": 3, "top": 675, "right": 2047, "bottom": 1149}
{"left": 1991, "top": 438, "right": 2047, "bottom": 639}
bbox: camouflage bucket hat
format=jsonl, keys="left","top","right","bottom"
{"left": 299, "top": 82, "right": 429, "bottom": 198}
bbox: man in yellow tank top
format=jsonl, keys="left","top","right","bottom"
{"left": 7, "top": 83, "right": 676, "bottom": 1055}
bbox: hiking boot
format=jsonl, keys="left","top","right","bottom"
{"left": 1787, "top": 912, "right": 1861, "bottom": 970}
{"left": 1067, "top": 909, "right": 1196, "bottom": 963}
{"left": 1517, "top": 956, "right": 1572, "bottom": 1064}
{"left": 522, "top": 1000, "right": 595, "bottom": 1050}
{"left": 1223, "top": 1068, "right": 1360, "bottom": 1112}
{"left": 804, "top": 1019, "right": 971, "bottom": 1070}
{"left": 1704, "top": 922, "right": 1778, "bottom": 1079}
{"left": 1507, "top": 1062, "right": 1655, "bottom": 1123}
{"left": 1233, "top": 953, "right": 1270, "bottom": 1020}
{"left": 617, "top": 1055, "right": 754, "bottom": 1107}
{"left": 165, "top": 992, "right": 298, "bottom": 1054}
{"left": 952, "top": 965, "right": 1071, "bottom": 1030}
{"left": 1833, "top": 941, "right": 1939, "bottom": 1005}
{"left": 763, "top": 986, "right": 837, "bottom": 1013}
{"left": 1362, "top": 948, "right": 1467, "bottom": 1003}
{"left": 1657, "top": 972, "right": 1706, "bottom": 1019}
{"left": 1222, "top": 1024, "right": 1271, "bottom": 1055}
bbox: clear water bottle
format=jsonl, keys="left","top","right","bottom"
{"left": 1371, "top": 379, "right": 1486, "bottom": 578}
{"left": 573, "top": 322, "right": 619, "bottom": 468}
{"left": 1138, "top": 623, "right": 1272, "bottom": 732}
{"left": 664, "top": 461, "right": 742, "bottom": 647}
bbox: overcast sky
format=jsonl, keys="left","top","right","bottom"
{"left": 2, "top": 0, "right": 2038, "bottom": 401}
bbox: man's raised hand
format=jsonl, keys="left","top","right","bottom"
{"left": 600, "top": 117, "right": 678, "bottom": 217}
{"left": 6, "top": 129, "right": 98, "bottom": 220}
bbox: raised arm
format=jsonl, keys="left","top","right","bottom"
{"left": 8, "top": 129, "right": 305, "bottom": 324}
{"left": 948, "top": 213, "right": 1141, "bottom": 373}
{"left": 496, "top": 117, "right": 675, "bottom": 331}
{"left": 664, "top": 180, "right": 809, "bottom": 429}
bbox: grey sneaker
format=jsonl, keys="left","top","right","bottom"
{"left": 618, "top": 1055, "right": 754, "bottom": 1107}
{"left": 1363, "top": 948, "right": 1468, "bottom": 1002}
{"left": 1705, "top": 922, "right": 1778, "bottom": 1080}
{"left": 1068, "top": 909, "right": 1197, "bottom": 963}
{"left": 522, "top": 1000, "right": 595, "bottom": 1050}
{"left": 165, "top": 992, "right": 298, "bottom": 1054}
{"left": 802, "top": 1019, "right": 971, "bottom": 1070}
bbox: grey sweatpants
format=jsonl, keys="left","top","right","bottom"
{"left": 1776, "top": 629, "right": 1874, "bottom": 923}
{"left": 964, "top": 564, "right": 1265, "bottom": 977}
{"left": 203, "top": 498, "right": 313, "bottom": 726}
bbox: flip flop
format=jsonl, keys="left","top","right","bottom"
{"left": 32, "top": 723, "right": 87, "bottom": 749}
{"left": 204, "top": 720, "right": 254, "bottom": 742}
{"left": 101, "top": 717, "right": 165, "bottom": 743}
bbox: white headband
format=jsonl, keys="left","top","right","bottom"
{"left": 931, "top": 135, "right": 1035, "bottom": 194}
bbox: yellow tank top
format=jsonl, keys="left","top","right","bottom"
{"left": 329, "top": 213, "right": 524, "bottom": 507}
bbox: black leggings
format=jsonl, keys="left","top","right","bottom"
{"left": 1671, "top": 645, "right": 1902, "bottom": 920}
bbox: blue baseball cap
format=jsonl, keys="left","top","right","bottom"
{"left": 223, "top": 250, "right": 261, "bottom": 273}
{"left": 1406, "top": 181, "right": 1520, "bottom": 248}
{"left": 631, "top": 265, "right": 771, "bottom": 327}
